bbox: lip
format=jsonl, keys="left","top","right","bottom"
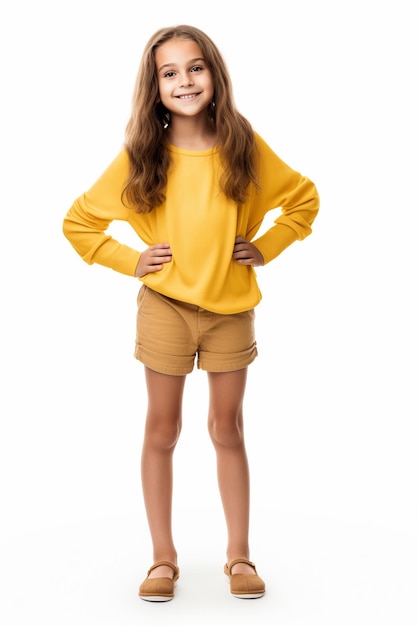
{"left": 176, "top": 93, "right": 201, "bottom": 100}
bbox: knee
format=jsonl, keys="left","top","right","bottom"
{"left": 145, "top": 416, "right": 181, "bottom": 451}
{"left": 208, "top": 412, "right": 244, "bottom": 449}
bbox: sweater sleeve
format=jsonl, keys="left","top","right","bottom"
{"left": 62, "top": 150, "right": 141, "bottom": 276}
{"left": 249, "top": 135, "right": 320, "bottom": 264}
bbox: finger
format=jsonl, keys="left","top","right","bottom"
{"left": 150, "top": 242, "right": 171, "bottom": 250}
{"left": 149, "top": 248, "right": 172, "bottom": 256}
{"left": 149, "top": 256, "right": 172, "bottom": 267}
{"left": 145, "top": 255, "right": 171, "bottom": 268}
{"left": 233, "top": 244, "right": 249, "bottom": 255}
{"left": 236, "top": 256, "right": 254, "bottom": 264}
{"left": 147, "top": 264, "right": 163, "bottom": 272}
{"left": 149, "top": 248, "right": 172, "bottom": 259}
{"left": 233, "top": 245, "right": 251, "bottom": 257}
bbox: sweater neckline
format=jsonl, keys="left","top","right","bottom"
{"left": 167, "top": 143, "right": 218, "bottom": 156}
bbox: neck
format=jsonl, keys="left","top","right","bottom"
{"left": 167, "top": 116, "right": 216, "bottom": 150}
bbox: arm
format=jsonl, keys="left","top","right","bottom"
{"left": 63, "top": 150, "right": 141, "bottom": 276}
{"left": 247, "top": 134, "right": 320, "bottom": 264}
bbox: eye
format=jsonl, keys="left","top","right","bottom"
{"left": 163, "top": 71, "right": 176, "bottom": 78}
{"left": 190, "top": 65, "right": 204, "bottom": 73}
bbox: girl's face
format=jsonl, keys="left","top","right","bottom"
{"left": 155, "top": 38, "right": 214, "bottom": 122}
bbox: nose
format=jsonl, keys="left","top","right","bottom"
{"left": 179, "top": 71, "right": 193, "bottom": 87}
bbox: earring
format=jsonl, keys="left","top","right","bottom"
{"left": 163, "top": 111, "right": 171, "bottom": 129}
{"left": 209, "top": 100, "right": 216, "bottom": 121}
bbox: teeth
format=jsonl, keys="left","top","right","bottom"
{"left": 179, "top": 94, "right": 196, "bottom": 99}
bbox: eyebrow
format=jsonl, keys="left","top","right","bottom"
{"left": 157, "top": 57, "right": 206, "bottom": 73}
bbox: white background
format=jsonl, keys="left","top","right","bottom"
{"left": 1, "top": 1, "right": 417, "bottom": 624}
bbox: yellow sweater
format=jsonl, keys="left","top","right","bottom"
{"left": 63, "top": 133, "right": 319, "bottom": 314}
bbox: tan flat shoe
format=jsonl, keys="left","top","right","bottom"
{"left": 138, "top": 560, "right": 180, "bottom": 602}
{"left": 224, "top": 558, "right": 265, "bottom": 599}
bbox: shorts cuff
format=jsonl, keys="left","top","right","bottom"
{"left": 198, "top": 343, "right": 258, "bottom": 372}
{"left": 134, "top": 345, "right": 194, "bottom": 376}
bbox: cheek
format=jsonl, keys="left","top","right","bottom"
{"left": 206, "top": 76, "right": 215, "bottom": 96}
{"left": 157, "top": 84, "right": 169, "bottom": 104}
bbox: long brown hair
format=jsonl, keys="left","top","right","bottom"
{"left": 123, "top": 25, "right": 259, "bottom": 213}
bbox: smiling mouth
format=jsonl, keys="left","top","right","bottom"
{"left": 177, "top": 93, "right": 200, "bottom": 99}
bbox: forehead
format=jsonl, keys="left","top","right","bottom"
{"left": 155, "top": 38, "right": 204, "bottom": 68}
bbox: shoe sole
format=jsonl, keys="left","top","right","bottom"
{"left": 139, "top": 595, "right": 174, "bottom": 602}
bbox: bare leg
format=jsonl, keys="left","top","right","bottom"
{"left": 141, "top": 366, "right": 186, "bottom": 578}
{"left": 207, "top": 368, "right": 256, "bottom": 575}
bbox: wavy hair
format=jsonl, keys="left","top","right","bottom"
{"left": 123, "top": 25, "right": 259, "bottom": 213}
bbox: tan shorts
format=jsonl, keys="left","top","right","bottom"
{"left": 134, "top": 285, "right": 258, "bottom": 375}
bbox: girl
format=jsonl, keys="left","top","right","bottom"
{"left": 63, "top": 24, "right": 319, "bottom": 601}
